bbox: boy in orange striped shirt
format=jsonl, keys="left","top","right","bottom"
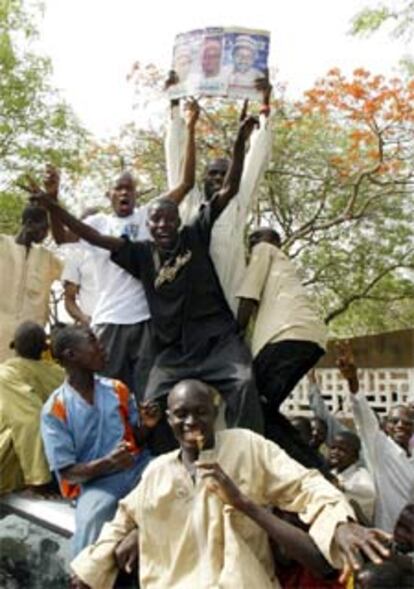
{"left": 41, "top": 325, "right": 158, "bottom": 555}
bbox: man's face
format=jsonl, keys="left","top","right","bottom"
{"left": 328, "top": 435, "right": 358, "bottom": 472}
{"left": 147, "top": 203, "right": 180, "bottom": 250}
{"left": 310, "top": 418, "right": 327, "bottom": 449}
{"left": 234, "top": 47, "right": 255, "bottom": 74}
{"left": 167, "top": 383, "right": 216, "bottom": 452}
{"left": 201, "top": 41, "right": 221, "bottom": 78}
{"left": 386, "top": 406, "right": 413, "bottom": 450}
{"left": 70, "top": 329, "right": 107, "bottom": 372}
{"left": 110, "top": 174, "right": 136, "bottom": 217}
{"left": 203, "top": 159, "right": 229, "bottom": 201}
{"left": 24, "top": 218, "right": 49, "bottom": 244}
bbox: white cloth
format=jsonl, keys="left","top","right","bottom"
{"left": 332, "top": 463, "right": 376, "bottom": 524}
{"left": 351, "top": 392, "right": 414, "bottom": 532}
{"left": 165, "top": 106, "right": 272, "bottom": 314}
{"left": 236, "top": 242, "right": 327, "bottom": 357}
{"left": 84, "top": 211, "right": 151, "bottom": 326}
{"left": 61, "top": 242, "right": 99, "bottom": 317}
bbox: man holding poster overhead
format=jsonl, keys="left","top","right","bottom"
{"left": 165, "top": 70, "right": 272, "bottom": 315}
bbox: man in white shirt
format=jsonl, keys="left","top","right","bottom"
{"left": 165, "top": 72, "right": 272, "bottom": 314}
{"left": 42, "top": 103, "right": 199, "bottom": 402}
{"left": 328, "top": 431, "right": 376, "bottom": 525}
{"left": 337, "top": 343, "right": 414, "bottom": 534}
{"left": 60, "top": 209, "right": 100, "bottom": 326}
{"left": 236, "top": 227, "right": 328, "bottom": 471}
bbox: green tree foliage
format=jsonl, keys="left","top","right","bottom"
{"left": 351, "top": 1, "right": 414, "bottom": 75}
{"left": 0, "top": 0, "right": 88, "bottom": 234}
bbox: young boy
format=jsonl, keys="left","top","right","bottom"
{"left": 41, "top": 325, "right": 159, "bottom": 555}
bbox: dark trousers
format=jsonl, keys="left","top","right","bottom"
{"left": 254, "top": 340, "right": 329, "bottom": 473}
{"left": 95, "top": 320, "right": 155, "bottom": 404}
{"left": 145, "top": 332, "right": 264, "bottom": 454}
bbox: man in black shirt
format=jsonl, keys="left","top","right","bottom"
{"left": 34, "top": 115, "right": 264, "bottom": 450}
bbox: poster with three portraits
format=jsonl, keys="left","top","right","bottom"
{"left": 169, "top": 27, "right": 270, "bottom": 100}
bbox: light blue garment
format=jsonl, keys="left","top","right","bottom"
{"left": 41, "top": 376, "right": 151, "bottom": 555}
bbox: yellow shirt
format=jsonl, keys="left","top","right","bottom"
{"left": 0, "top": 357, "right": 64, "bottom": 492}
{"left": 236, "top": 242, "right": 327, "bottom": 357}
{"left": 0, "top": 235, "right": 62, "bottom": 362}
{"left": 72, "top": 429, "right": 354, "bottom": 589}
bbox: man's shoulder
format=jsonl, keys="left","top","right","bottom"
{"left": 216, "top": 428, "right": 266, "bottom": 448}
{"left": 42, "top": 383, "right": 68, "bottom": 417}
{"left": 139, "top": 450, "right": 181, "bottom": 481}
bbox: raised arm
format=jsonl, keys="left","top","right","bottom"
{"left": 37, "top": 195, "right": 123, "bottom": 252}
{"left": 238, "top": 74, "right": 273, "bottom": 215}
{"left": 308, "top": 370, "right": 348, "bottom": 445}
{"left": 212, "top": 115, "right": 258, "bottom": 216}
{"left": 165, "top": 99, "right": 199, "bottom": 205}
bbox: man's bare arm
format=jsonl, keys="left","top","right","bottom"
{"left": 60, "top": 442, "right": 135, "bottom": 484}
{"left": 64, "top": 282, "right": 91, "bottom": 326}
{"left": 38, "top": 196, "right": 122, "bottom": 251}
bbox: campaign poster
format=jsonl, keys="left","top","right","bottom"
{"left": 169, "top": 26, "right": 270, "bottom": 100}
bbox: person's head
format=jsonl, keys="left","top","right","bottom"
{"left": 51, "top": 325, "right": 106, "bottom": 373}
{"left": 167, "top": 380, "right": 218, "bottom": 452}
{"left": 109, "top": 171, "right": 137, "bottom": 217}
{"left": 290, "top": 416, "right": 312, "bottom": 445}
{"left": 201, "top": 37, "right": 222, "bottom": 78}
{"left": 385, "top": 405, "right": 414, "bottom": 451}
{"left": 10, "top": 321, "right": 47, "bottom": 360}
{"left": 203, "top": 158, "right": 229, "bottom": 201}
{"left": 328, "top": 431, "right": 361, "bottom": 472}
{"left": 20, "top": 204, "right": 49, "bottom": 245}
{"left": 248, "top": 228, "right": 281, "bottom": 253}
{"left": 147, "top": 197, "right": 181, "bottom": 250}
{"left": 232, "top": 36, "right": 257, "bottom": 74}
{"left": 310, "top": 417, "right": 328, "bottom": 450}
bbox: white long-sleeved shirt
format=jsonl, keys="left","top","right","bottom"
{"left": 332, "top": 463, "right": 376, "bottom": 524}
{"left": 165, "top": 106, "right": 272, "bottom": 314}
{"left": 351, "top": 392, "right": 414, "bottom": 532}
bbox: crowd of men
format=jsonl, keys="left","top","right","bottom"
{"left": 0, "top": 76, "right": 413, "bottom": 588}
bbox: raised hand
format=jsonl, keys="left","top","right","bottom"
{"left": 335, "top": 522, "right": 391, "bottom": 583}
{"left": 183, "top": 98, "right": 200, "bottom": 128}
{"left": 336, "top": 340, "right": 359, "bottom": 393}
{"left": 197, "top": 462, "right": 246, "bottom": 509}
{"left": 164, "top": 69, "right": 179, "bottom": 90}
{"left": 255, "top": 68, "right": 272, "bottom": 105}
{"left": 43, "top": 164, "right": 60, "bottom": 199}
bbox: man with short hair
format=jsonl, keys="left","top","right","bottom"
{"left": 34, "top": 116, "right": 264, "bottom": 448}
{"left": 337, "top": 342, "right": 414, "bottom": 533}
{"left": 237, "top": 227, "right": 328, "bottom": 470}
{"left": 0, "top": 203, "right": 62, "bottom": 362}
{"left": 328, "top": 431, "right": 376, "bottom": 525}
{"left": 41, "top": 325, "right": 157, "bottom": 556}
{"left": 70, "top": 379, "right": 392, "bottom": 589}
{"left": 0, "top": 321, "right": 64, "bottom": 495}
